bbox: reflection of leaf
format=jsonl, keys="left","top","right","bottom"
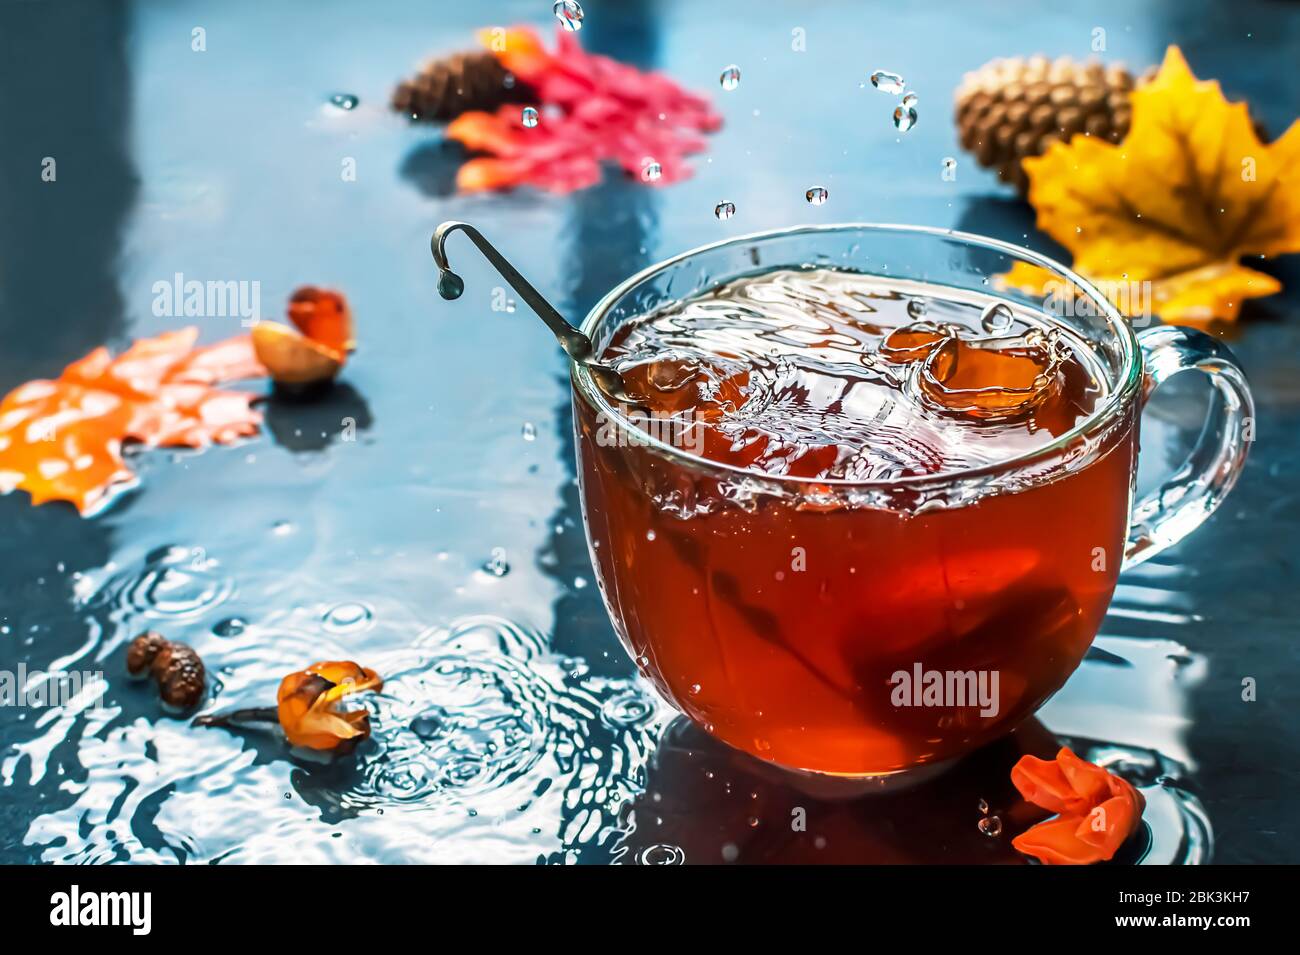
{"left": 1023, "top": 46, "right": 1300, "bottom": 324}
{"left": 0, "top": 329, "right": 264, "bottom": 515}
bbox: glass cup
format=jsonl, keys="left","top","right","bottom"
{"left": 571, "top": 224, "right": 1253, "bottom": 779}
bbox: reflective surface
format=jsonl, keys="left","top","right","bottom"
{"left": 0, "top": 0, "right": 1296, "bottom": 863}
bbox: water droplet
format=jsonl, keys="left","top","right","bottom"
{"left": 901, "top": 91, "right": 918, "bottom": 108}
{"left": 714, "top": 200, "right": 736, "bottom": 220}
{"left": 437, "top": 270, "right": 464, "bottom": 300}
{"left": 645, "top": 529, "right": 657, "bottom": 541}
{"left": 870, "top": 70, "right": 905, "bottom": 94}
{"left": 482, "top": 548, "right": 510, "bottom": 578}
{"left": 411, "top": 713, "right": 444, "bottom": 740}
{"left": 324, "top": 602, "right": 374, "bottom": 632}
{"left": 719, "top": 64, "right": 741, "bottom": 91}
{"left": 640, "top": 158, "right": 662, "bottom": 182}
{"left": 893, "top": 105, "right": 918, "bottom": 132}
{"left": 977, "top": 797, "right": 990, "bottom": 814}
{"left": 213, "top": 617, "right": 247, "bottom": 637}
{"left": 980, "top": 302, "right": 1015, "bottom": 333}
{"left": 521, "top": 106, "right": 539, "bottom": 128}
{"left": 978, "top": 815, "right": 1003, "bottom": 837}
{"left": 805, "top": 186, "right": 828, "bottom": 206}
{"left": 521, "top": 422, "right": 537, "bottom": 441}
{"left": 329, "top": 93, "right": 358, "bottom": 110}
{"left": 689, "top": 683, "right": 702, "bottom": 696}
{"left": 272, "top": 520, "right": 294, "bottom": 536}
{"left": 907, "top": 298, "right": 928, "bottom": 319}
{"left": 552, "top": 0, "right": 584, "bottom": 32}
{"left": 943, "top": 156, "right": 957, "bottom": 175}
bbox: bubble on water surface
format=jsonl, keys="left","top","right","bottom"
{"left": 870, "top": 70, "right": 905, "bottom": 94}
{"left": 323, "top": 602, "right": 374, "bottom": 633}
{"left": 906, "top": 298, "right": 928, "bottom": 319}
{"left": 553, "top": 0, "right": 584, "bottom": 32}
{"left": 638, "top": 844, "right": 686, "bottom": 865}
{"left": 481, "top": 548, "right": 510, "bottom": 578}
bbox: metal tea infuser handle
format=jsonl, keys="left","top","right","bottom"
{"left": 431, "top": 221, "right": 637, "bottom": 404}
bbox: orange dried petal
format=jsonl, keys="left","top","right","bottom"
{"left": 287, "top": 286, "right": 354, "bottom": 355}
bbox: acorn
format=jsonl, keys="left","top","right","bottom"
{"left": 954, "top": 55, "right": 1141, "bottom": 193}
{"left": 127, "top": 631, "right": 206, "bottom": 711}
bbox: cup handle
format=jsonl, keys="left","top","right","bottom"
{"left": 1123, "top": 325, "right": 1255, "bottom": 569}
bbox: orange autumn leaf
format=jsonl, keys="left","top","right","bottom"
{"left": 0, "top": 328, "right": 264, "bottom": 515}
{"left": 1010, "top": 747, "right": 1146, "bottom": 865}
{"left": 276, "top": 661, "right": 383, "bottom": 751}
{"left": 1023, "top": 45, "right": 1300, "bottom": 324}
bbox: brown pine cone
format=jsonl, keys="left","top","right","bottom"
{"left": 955, "top": 56, "right": 1141, "bottom": 193}
{"left": 392, "top": 50, "right": 535, "bottom": 122}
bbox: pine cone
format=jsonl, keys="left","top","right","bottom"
{"left": 392, "top": 50, "right": 535, "bottom": 122}
{"left": 955, "top": 56, "right": 1140, "bottom": 193}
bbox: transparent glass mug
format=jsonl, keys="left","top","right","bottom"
{"left": 571, "top": 224, "right": 1253, "bottom": 779}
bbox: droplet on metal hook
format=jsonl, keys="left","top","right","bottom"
{"left": 437, "top": 270, "right": 465, "bottom": 300}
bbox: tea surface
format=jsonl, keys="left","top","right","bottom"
{"left": 604, "top": 268, "right": 1107, "bottom": 480}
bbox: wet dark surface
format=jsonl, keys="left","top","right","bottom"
{"left": 0, "top": 0, "right": 1296, "bottom": 863}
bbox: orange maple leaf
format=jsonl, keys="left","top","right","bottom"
{"left": 0, "top": 329, "right": 264, "bottom": 515}
{"left": 1021, "top": 45, "right": 1300, "bottom": 324}
{"left": 277, "top": 661, "right": 383, "bottom": 751}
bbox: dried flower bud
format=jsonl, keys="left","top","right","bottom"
{"left": 277, "top": 660, "right": 383, "bottom": 751}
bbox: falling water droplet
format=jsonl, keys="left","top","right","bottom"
{"left": 720, "top": 64, "right": 741, "bottom": 91}
{"left": 640, "top": 158, "right": 663, "bottom": 182}
{"left": 329, "top": 93, "right": 359, "bottom": 110}
{"left": 521, "top": 106, "right": 539, "bottom": 128}
{"left": 870, "top": 70, "right": 905, "bottom": 94}
{"left": 901, "top": 91, "right": 918, "bottom": 108}
{"left": 980, "top": 302, "right": 1015, "bottom": 333}
{"left": 521, "top": 422, "right": 537, "bottom": 441}
{"left": 437, "top": 270, "right": 465, "bottom": 300}
{"left": 978, "top": 815, "right": 1003, "bottom": 837}
{"left": 553, "top": 0, "right": 584, "bottom": 32}
{"left": 714, "top": 200, "right": 736, "bottom": 220}
{"left": 907, "top": 298, "right": 928, "bottom": 319}
{"left": 893, "top": 105, "right": 918, "bottom": 132}
{"left": 805, "top": 186, "right": 828, "bottom": 206}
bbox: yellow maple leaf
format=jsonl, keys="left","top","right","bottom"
{"left": 1022, "top": 45, "right": 1300, "bottom": 324}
